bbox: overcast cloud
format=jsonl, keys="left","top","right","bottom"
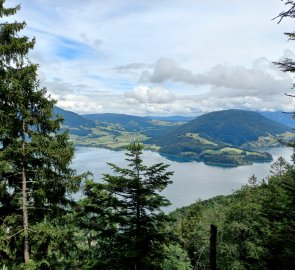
{"left": 6, "top": 0, "right": 295, "bottom": 115}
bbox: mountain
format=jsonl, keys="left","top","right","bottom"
{"left": 147, "top": 115, "right": 197, "bottom": 122}
{"left": 83, "top": 113, "right": 158, "bottom": 132}
{"left": 259, "top": 111, "right": 295, "bottom": 128}
{"left": 151, "top": 110, "right": 293, "bottom": 166}
{"left": 154, "top": 110, "right": 291, "bottom": 146}
{"left": 54, "top": 108, "right": 294, "bottom": 166}
{"left": 183, "top": 110, "right": 290, "bottom": 146}
{"left": 53, "top": 107, "right": 96, "bottom": 136}
{"left": 53, "top": 111, "right": 181, "bottom": 149}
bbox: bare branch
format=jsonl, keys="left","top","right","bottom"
{"left": 273, "top": 1, "right": 295, "bottom": 23}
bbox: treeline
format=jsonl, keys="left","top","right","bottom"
{"left": 169, "top": 157, "right": 295, "bottom": 269}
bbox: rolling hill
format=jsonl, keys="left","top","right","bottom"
{"left": 53, "top": 107, "right": 96, "bottom": 136}
{"left": 53, "top": 108, "right": 182, "bottom": 150}
{"left": 54, "top": 108, "right": 294, "bottom": 166}
{"left": 83, "top": 113, "right": 161, "bottom": 132}
{"left": 161, "top": 109, "right": 291, "bottom": 146}
{"left": 151, "top": 110, "right": 293, "bottom": 166}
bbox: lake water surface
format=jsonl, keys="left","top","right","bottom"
{"left": 72, "top": 146, "right": 293, "bottom": 211}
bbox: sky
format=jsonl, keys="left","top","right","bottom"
{"left": 8, "top": 0, "right": 295, "bottom": 115}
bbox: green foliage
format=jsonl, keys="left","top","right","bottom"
{"left": 262, "top": 163, "right": 295, "bottom": 269}
{"left": 77, "top": 143, "right": 173, "bottom": 269}
{"left": 217, "top": 183, "right": 269, "bottom": 269}
{"left": 0, "top": 0, "right": 83, "bottom": 267}
{"left": 161, "top": 244, "right": 191, "bottom": 270}
{"left": 168, "top": 158, "right": 295, "bottom": 269}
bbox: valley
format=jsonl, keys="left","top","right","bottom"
{"left": 54, "top": 107, "right": 295, "bottom": 166}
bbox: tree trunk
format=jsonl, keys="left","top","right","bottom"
{"left": 22, "top": 120, "right": 30, "bottom": 263}
{"left": 135, "top": 155, "right": 141, "bottom": 270}
{"left": 210, "top": 224, "right": 217, "bottom": 270}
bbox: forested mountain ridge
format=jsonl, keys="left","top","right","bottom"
{"left": 154, "top": 109, "right": 291, "bottom": 147}
{"left": 54, "top": 108, "right": 181, "bottom": 150}
{"left": 53, "top": 107, "right": 96, "bottom": 136}
{"left": 168, "top": 158, "right": 295, "bottom": 269}
{"left": 55, "top": 108, "right": 294, "bottom": 166}
{"left": 152, "top": 110, "right": 293, "bottom": 165}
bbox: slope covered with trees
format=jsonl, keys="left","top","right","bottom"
{"left": 150, "top": 110, "right": 291, "bottom": 165}
{"left": 154, "top": 110, "right": 291, "bottom": 147}
{"left": 168, "top": 157, "right": 295, "bottom": 269}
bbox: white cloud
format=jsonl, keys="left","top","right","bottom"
{"left": 4, "top": 0, "right": 295, "bottom": 115}
{"left": 140, "top": 56, "right": 292, "bottom": 97}
{"left": 125, "top": 85, "right": 175, "bottom": 104}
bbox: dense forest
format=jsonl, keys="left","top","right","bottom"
{"left": 1, "top": 0, "right": 295, "bottom": 269}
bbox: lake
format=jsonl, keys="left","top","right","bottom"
{"left": 72, "top": 146, "right": 293, "bottom": 211}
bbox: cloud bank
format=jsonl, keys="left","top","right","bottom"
{"left": 12, "top": 0, "right": 295, "bottom": 115}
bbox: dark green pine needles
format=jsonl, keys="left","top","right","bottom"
{"left": 77, "top": 143, "right": 173, "bottom": 270}
{"left": 0, "top": 1, "right": 82, "bottom": 268}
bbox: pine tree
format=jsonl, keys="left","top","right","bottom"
{"left": 77, "top": 143, "right": 173, "bottom": 269}
{"left": 0, "top": 1, "right": 81, "bottom": 267}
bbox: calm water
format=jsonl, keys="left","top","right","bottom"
{"left": 72, "top": 146, "right": 293, "bottom": 211}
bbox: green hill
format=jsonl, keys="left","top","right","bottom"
{"left": 54, "top": 110, "right": 181, "bottom": 149}
{"left": 152, "top": 110, "right": 293, "bottom": 166}
{"left": 170, "top": 110, "right": 291, "bottom": 146}
{"left": 53, "top": 107, "right": 96, "bottom": 136}
{"left": 55, "top": 108, "right": 294, "bottom": 166}
{"left": 83, "top": 113, "right": 158, "bottom": 132}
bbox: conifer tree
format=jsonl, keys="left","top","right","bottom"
{"left": 78, "top": 143, "right": 173, "bottom": 269}
{"left": 0, "top": 1, "right": 81, "bottom": 267}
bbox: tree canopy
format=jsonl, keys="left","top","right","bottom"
{"left": 0, "top": 1, "right": 82, "bottom": 268}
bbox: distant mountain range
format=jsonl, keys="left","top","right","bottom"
{"left": 147, "top": 115, "right": 197, "bottom": 122}
{"left": 259, "top": 111, "right": 294, "bottom": 128}
{"left": 53, "top": 107, "right": 295, "bottom": 166}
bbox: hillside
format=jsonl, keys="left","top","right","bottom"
{"left": 83, "top": 113, "right": 161, "bottom": 132}
{"left": 259, "top": 111, "right": 295, "bottom": 128}
{"left": 151, "top": 110, "right": 293, "bottom": 166}
{"left": 55, "top": 108, "right": 294, "bottom": 166}
{"left": 53, "top": 107, "right": 96, "bottom": 136}
{"left": 53, "top": 109, "right": 181, "bottom": 149}
{"left": 147, "top": 115, "right": 197, "bottom": 122}
{"left": 165, "top": 110, "right": 291, "bottom": 146}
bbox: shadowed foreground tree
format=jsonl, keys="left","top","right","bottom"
{"left": 0, "top": 1, "right": 82, "bottom": 268}
{"left": 77, "top": 143, "right": 173, "bottom": 269}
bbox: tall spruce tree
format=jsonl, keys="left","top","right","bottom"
{"left": 77, "top": 143, "right": 173, "bottom": 270}
{"left": 0, "top": 1, "right": 81, "bottom": 267}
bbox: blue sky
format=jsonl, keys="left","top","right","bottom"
{"left": 7, "top": 0, "right": 295, "bottom": 115}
